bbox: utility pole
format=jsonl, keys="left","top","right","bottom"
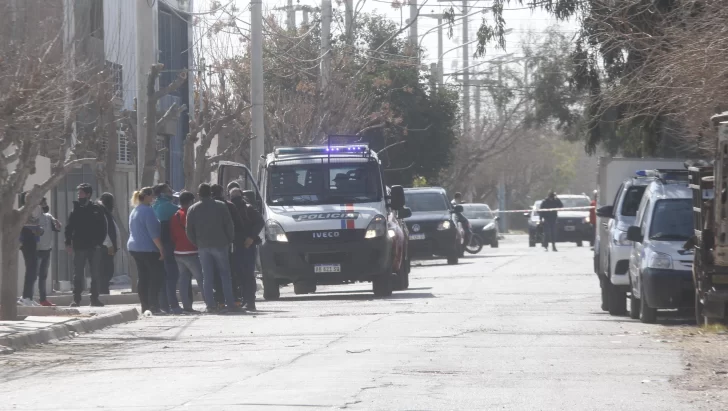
{"left": 429, "top": 63, "right": 437, "bottom": 95}
{"left": 250, "top": 0, "right": 265, "bottom": 178}
{"left": 462, "top": 0, "right": 470, "bottom": 134}
{"left": 135, "top": 0, "right": 156, "bottom": 187}
{"left": 286, "top": 0, "right": 295, "bottom": 31}
{"left": 345, "top": 0, "right": 354, "bottom": 46}
{"left": 409, "top": 1, "right": 418, "bottom": 56}
{"left": 421, "top": 13, "right": 462, "bottom": 87}
{"left": 321, "top": 0, "right": 332, "bottom": 93}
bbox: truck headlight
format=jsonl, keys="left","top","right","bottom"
{"left": 437, "top": 220, "right": 452, "bottom": 231}
{"left": 648, "top": 252, "right": 672, "bottom": 270}
{"left": 265, "top": 220, "right": 288, "bottom": 242}
{"left": 365, "top": 215, "right": 387, "bottom": 239}
{"left": 612, "top": 230, "right": 631, "bottom": 246}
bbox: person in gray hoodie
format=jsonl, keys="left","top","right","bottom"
{"left": 185, "top": 183, "right": 239, "bottom": 313}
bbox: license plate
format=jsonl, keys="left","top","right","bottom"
{"left": 409, "top": 233, "right": 426, "bottom": 240}
{"left": 564, "top": 226, "right": 576, "bottom": 232}
{"left": 314, "top": 264, "right": 341, "bottom": 273}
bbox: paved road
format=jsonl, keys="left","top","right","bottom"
{"left": 0, "top": 237, "right": 695, "bottom": 410}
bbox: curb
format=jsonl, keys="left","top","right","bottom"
{"left": 0, "top": 307, "right": 139, "bottom": 353}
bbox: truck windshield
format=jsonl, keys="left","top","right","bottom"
{"left": 405, "top": 192, "right": 449, "bottom": 212}
{"left": 649, "top": 199, "right": 693, "bottom": 241}
{"left": 621, "top": 186, "right": 646, "bottom": 216}
{"left": 267, "top": 162, "right": 382, "bottom": 206}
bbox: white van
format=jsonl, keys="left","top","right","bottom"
{"left": 627, "top": 172, "right": 696, "bottom": 323}
{"left": 218, "top": 142, "right": 409, "bottom": 300}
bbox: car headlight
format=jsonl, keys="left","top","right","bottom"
{"left": 387, "top": 229, "right": 396, "bottom": 238}
{"left": 612, "top": 230, "right": 631, "bottom": 246}
{"left": 365, "top": 215, "right": 387, "bottom": 239}
{"left": 484, "top": 222, "right": 496, "bottom": 231}
{"left": 437, "top": 220, "right": 452, "bottom": 231}
{"left": 647, "top": 252, "right": 672, "bottom": 270}
{"left": 583, "top": 217, "right": 590, "bottom": 224}
{"left": 265, "top": 220, "right": 288, "bottom": 242}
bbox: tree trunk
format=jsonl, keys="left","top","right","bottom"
{"left": 0, "top": 211, "right": 22, "bottom": 321}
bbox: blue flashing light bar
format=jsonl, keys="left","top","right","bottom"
{"left": 275, "top": 145, "right": 369, "bottom": 156}
{"left": 636, "top": 169, "right": 688, "bottom": 181}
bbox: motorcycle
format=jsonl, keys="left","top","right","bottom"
{"left": 465, "top": 233, "right": 484, "bottom": 254}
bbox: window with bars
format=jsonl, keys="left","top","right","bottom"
{"left": 118, "top": 129, "right": 132, "bottom": 164}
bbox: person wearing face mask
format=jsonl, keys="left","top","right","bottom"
{"left": 229, "top": 188, "right": 264, "bottom": 311}
{"left": 128, "top": 187, "right": 166, "bottom": 314}
{"left": 29, "top": 197, "right": 61, "bottom": 306}
{"left": 98, "top": 193, "right": 120, "bottom": 295}
{"left": 64, "top": 183, "right": 108, "bottom": 307}
{"left": 152, "top": 183, "right": 182, "bottom": 314}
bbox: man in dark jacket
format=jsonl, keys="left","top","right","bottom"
{"left": 211, "top": 184, "right": 245, "bottom": 306}
{"left": 230, "top": 188, "right": 265, "bottom": 310}
{"left": 186, "top": 183, "right": 238, "bottom": 313}
{"left": 98, "top": 193, "right": 119, "bottom": 294}
{"left": 539, "top": 191, "right": 564, "bottom": 252}
{"left": 65, "top": 183, "right": 108, "bottom": 306}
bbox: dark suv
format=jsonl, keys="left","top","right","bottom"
{"left": 403, "top": 187, "right": 463, "bottom": 264}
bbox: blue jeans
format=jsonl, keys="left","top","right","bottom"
{"left": 176, "top": 254, "right": 204, "bottom": 310}
{"left": 36, "top": 250, "right": 51, "bottom": 301}
{"left": 232, "top": 241, "right": 258, "bottom": 303}
{"left": 198, "top": 247, "right": 235, "bottom": 308}
{"left": 161, "top": 239, "right": 181, "bottom": 310}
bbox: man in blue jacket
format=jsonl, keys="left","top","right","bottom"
{"left": 152, "top": 183, "right": 182, "bottom": 314}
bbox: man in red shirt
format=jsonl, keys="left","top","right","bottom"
{"left": 170, "top": 191, "right": 205, "bottom": 312}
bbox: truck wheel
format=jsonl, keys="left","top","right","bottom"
{"left": 491, "top": 238, "right": 499, "bottom": 248}
{"left": 640, "top": 293, "right": 657, "bottom": 324}
{"left": 373, "top": 275, "right": 393, "bottom": 297}
{"left": 293, "top": 281, "right": 316, "bottom": 295}
{"left": 607, "top": 282, "right": 627, "bottom": 316}
{"left": 629, "top": 294, "right": 640, "bottom": 319}
{"left": 600, "top": 280, "right": 608, "bottom": 312}
{"left": 576, "top": 241, "right": 583, "bottom": 247}
{"left": 262, "top": 274, "right": 280, "bottom": 301}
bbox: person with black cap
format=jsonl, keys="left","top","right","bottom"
{"left": 64, "top": 183, "right": 108, "bottom": 307}
{"left": 539, "top": 191, "right": 563, "bottom": 252}
{"left": 98, "top": 193, "right": 120, "bottom": 294}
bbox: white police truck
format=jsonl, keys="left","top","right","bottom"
{"left": 217, "top": 139, "right": 408, "bottom": 300}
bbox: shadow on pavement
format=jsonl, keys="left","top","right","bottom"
{"left": 277, "top": 291, "right": 435, "bottom": 302}
{"left": 412, "top": 261, "right": 475, "bottom": 268}
{"left": 313, "top": 286, "right": 433, "bottom": 295}
{"left": 586, "top": 310, "right": 696, "bottom": 326}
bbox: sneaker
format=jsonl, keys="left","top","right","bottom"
{"left": 206, "top": 306, "right": 219, "bottom": 314}
{"left": 16, "top": 298, "right": 24, "bottom": 306}
{"left": 30, "top": 300, "right": 42, "bottom": 307}
{"left": 234, "top": 300, "right": 243, "bottom": 308}
{"left": 170, "top": 307, "right": 184, "bottom": 315}
{"left": 90, "top": 300, "right": 105, "bottom": 307}
{"left": 18, "top": 298, "right": 35, "bottom": 307}
{"left": 39, "top": 300, "right": 56, "bottom": 307}
{"left": 243, "top": 301, "right": 257, "bottom": 311}
{"left": 217, "top": 302, "right": 226, "bottom": 309}
{"left": 183, "top": 308, "right": 200, "bottom": 314}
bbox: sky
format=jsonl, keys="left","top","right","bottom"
{"left": 191, "top": 0, "right": 580, "bottom": 86}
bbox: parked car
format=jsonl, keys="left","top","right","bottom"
{"left": 387, "top": 186, "right": 412, "bottom": 291}
{"left": 627, "top": 174, "right": 694, "bottom": 323}
{"left": 461, "top": 203, "right": 499, "bottom": 250}
{"left": 595, "top": 173, "right": 656, "bottom": 315}
{"left": 527, "top": 200, "right": 542, "bottom": 247}
{"left": 403, "top": 187, "right": 463, "bottom": 265}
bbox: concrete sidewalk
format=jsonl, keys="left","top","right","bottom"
{"left": 0, "top": 306, "right": 138, "bottom": 353}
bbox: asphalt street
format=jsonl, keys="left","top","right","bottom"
{"left": 0, "top": 236, "right": 696, "bottom": 410}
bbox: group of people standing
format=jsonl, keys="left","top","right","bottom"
{"left": 127, "top": 182, "right": 264, "bottom": 315}
{"left": 18, "top": 180, "right": 264, "bottom": 316}
{"left": 18, "top": 184, "right": 120, "bottom": 307}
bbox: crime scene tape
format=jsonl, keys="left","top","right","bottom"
{"left": 493, "top": 206, "right": 595, "bottom": 214}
